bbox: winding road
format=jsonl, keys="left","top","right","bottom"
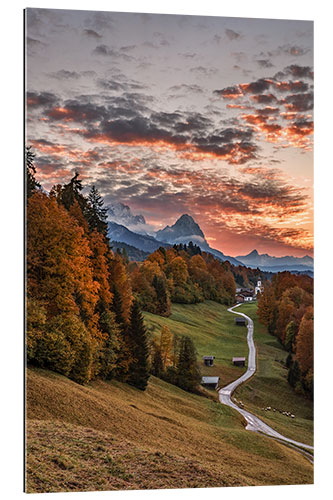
{"left": 218, "top": 304, "right": 314, "bottom": 458}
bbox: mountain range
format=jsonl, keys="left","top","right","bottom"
{"left": 108, "top": 213, "right": 241, "bottom": 266}
{"left": 107, "top": 207, "right": 314, "bottom": 272}
{"left": 236, "top": 249, "right": 313, "bottom": 272}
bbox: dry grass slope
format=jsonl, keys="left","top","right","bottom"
{"left": 26, "top": 367, "right": 313, "bottom": 492}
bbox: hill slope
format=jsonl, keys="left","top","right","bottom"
{"left": 26, "top": 366, "right": 312, "bottom": 493}
{"left": 144, "top": 301, "right": 313, "bottom": 445}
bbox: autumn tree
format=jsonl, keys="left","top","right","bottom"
{"left": 257, "top": 283, "right": 276, "bottom": 334}
{"left": 160, "top": 325, "right": 174, "bottom": 367}
{"left": 32, "top": 313, "right": 94, "bottom": 384}
{"left": 295, "top": 306, "right": 314, "bottom": 374}
{"left": 285, "top": 321, "right": 298, "bottom": 352}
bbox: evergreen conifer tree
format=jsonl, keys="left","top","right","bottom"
{"left": 151, "top": 344, "right": 163, "bottom": 378}
{"left": 152, "top": 274, "right": 170, "bottom": 316}
{"left": 26, "top": 146, "right": 41, "bottom": 197}
{"left": 60, "top": 172, "right": 86, "bottom": 211}
{"left": 127, "top": 300, "right": 150, "bottom": 390}
{"left": 87, "top": 185, "right": 108, "bottom": 236}
{"left": 176, "top": 336, "right": 201, "bottom": 392}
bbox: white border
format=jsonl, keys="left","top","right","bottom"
{"left": 1, "top": 1, "right": 331, "bottom": 500}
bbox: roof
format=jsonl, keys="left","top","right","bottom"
{"left": 201, "top": 376, "right": 219, "bottom": 384}
{"left": 235, "top": 316, "right": 246, "bottom": 321}
{"left": 232, "top": 357, "right": 246, "bottom": 362}
{"left": 238, "top": 291, "right": 253, "bottom": 297}
{"left": 203, "top": 356, "right": 215, "bottom": 360}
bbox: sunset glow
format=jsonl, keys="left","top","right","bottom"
{"left": 26, "top": 9, "right": 313, "bottom": 257}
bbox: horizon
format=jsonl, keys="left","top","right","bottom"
{"left": 26, "top": 8, "right": 313, "bottom": 258}
{"left": 107, "top": 206, "right": 313, "bottom": 259}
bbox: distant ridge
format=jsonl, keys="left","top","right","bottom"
{"left": 236, "top": 249, "right": 313, "bottom": 272}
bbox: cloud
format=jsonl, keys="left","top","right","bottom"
{"left": 168, "top": 84, "right": 203, "bottom": 95}
{"left": 240, "top": 78, "right": 272, "bottom": 94}
{"left": 225, "top": 29, "right": 242, "bottom": 41}
{"left": 213, "top": 86, "right": 243, "bottom": 99}
{"left": 83, "top": 28, "right": 102, "bottom": 39}
{"left": 282, "top": 92, "right": 313, "bottom": 112}
{"left": 256, "top": 59, "right": 274, "bottom": 68}
{"left": 276, "top": 64, "right": 314, "bottom": 80}
{"left": 250, "top": 94, "right": 278, "bottom": 104}
{"left": 26, "top": 91, "right": 58, "bottom": 108}
{"left": 279, "top": 44, "right": 310, "bottom": 57}
{"left": 93, "top": 44, "right": 134, "bottom": 61}
{"left": 48, "top": 70, "right": 81, "bottom": 80}
{"left": 213, "top": 64, "right": 313, "bottom": 150}
{"left": 190, "top": 66, "right": 218, "bottom": 77}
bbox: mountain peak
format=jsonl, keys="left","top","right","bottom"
{"left": 178, "top": 214, "right": 194, "bottom": 222}
{"left": 156, "top": 214, "right": 205, "bottom": 243}
{"left": 248, "top": 249, "right": 259, "bottom": 256}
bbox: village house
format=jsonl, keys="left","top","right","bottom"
{"left": 235, "top": 289, "right": 254, "bottom": 302}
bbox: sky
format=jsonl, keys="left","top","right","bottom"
{"left": 25, "top": 8, "right": 313, "bottom": 257}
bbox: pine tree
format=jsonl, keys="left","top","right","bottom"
{"left": 98, "top": 310, "right": 120, "bottom": 380}
{"left": 87, "top": 185, "right": 108, "bottom": 236}
{"left": 288, "top": 359, "right": 301, "bottom": 388}
{"left": 152, "top": 274, "right": 170, "bottom": 316}
{"left": 127, "top": 300, "right": 150, "bottom": 390}
{"left": 176, "top": 336, "right": 201, "bottom": 392}
{"left": 151, "top": 343, "right": 163, "bottom": 378}
{"left": 26, "top": 146, "right": 41, "bottom": 197}
{"left": 60, "top": 172, "right": 86, "bottom": 211}
{"left": 110, "top": 284, "right": 131, "bottom": 379}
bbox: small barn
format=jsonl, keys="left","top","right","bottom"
{"left": 235, "top": 316, "right": 246, "bottom": 326}
{"left": 201, "top": 376, "right": 220, "bottom": 389}
{"left": 203, "top": 355, "right": 215, "bottom": 367}
{"left": 232, "top": 357, "right": 246, "bottom": 367}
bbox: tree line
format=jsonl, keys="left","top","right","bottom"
{"left": 26, "top": 148, "right": 150, "bottom": 390}
{"left": 130, "top": 244, "right": 236, "bottom": 315}
{"left": 257, "top": 271, "right": 313, "bottom": 398}
{"left": 26, "top": 149, "right": 203, "bottom": 393}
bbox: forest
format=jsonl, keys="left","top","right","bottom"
{"left": 26, "top": 149, "right": 230, "bottom": 393}
{"left": 257, "top": 272, "right": 314, "bottom": 398}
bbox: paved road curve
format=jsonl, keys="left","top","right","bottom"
{"left": 218, "top": 304, "right": 314, "bottom": 454}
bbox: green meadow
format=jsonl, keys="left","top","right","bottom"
{"left": 144, "top": 300, "right": 313, "bottom": 445}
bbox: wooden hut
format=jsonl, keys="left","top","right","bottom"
{"left": 203, "top": 356, "right": 215, "bottom": 367}
{"left": 201, "top": 376, "right": 220, "bottom": 389}
{"left": 232, "top": 357, "right": 246, "bottom": 367}
{"left": 235, "top": 316, "right": 246, "bottom": 326}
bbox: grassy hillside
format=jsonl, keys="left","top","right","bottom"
{"left": 234, "top": 302, "right": 313, "bottom": 445}
{"left": 26, "top": 366, "right": 313, "bottom": 493}
{"left": 144, "top": 301, "right": 313, "bottom": 445}
{"left": 144, "top": 301, "right": 249, "bottom": 387}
